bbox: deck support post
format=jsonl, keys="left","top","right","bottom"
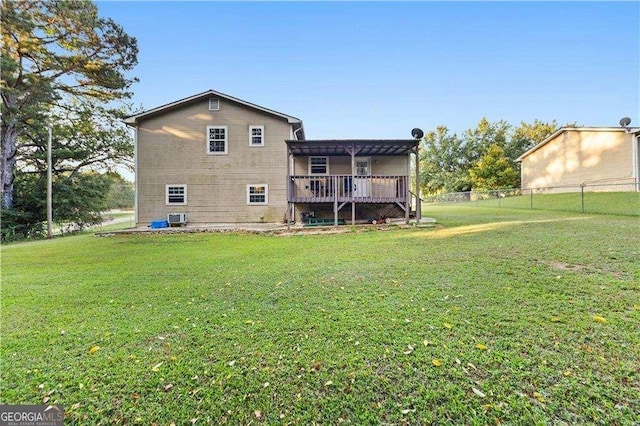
{"left": 286, "top": 147, "right": 292, "bottom": 229}
{"left": 334, "top": 176, "right": 339, "bottom": 226}
{"left": 350, "top": 146, "right": 357, "bottom": 225}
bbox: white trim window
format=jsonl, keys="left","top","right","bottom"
{"left": 247, "top": 184, "right": 268, "bottom": 205}
{"left": 209, "top": 98, "right": 220, "bottom": 111}
{"left": 207, "top": 125, "right": 228, "bottom": 155}
{"left": 249, "top": 125, "right": 264, "bottom": 147}
{"left": 309, "top": 156, "right": 329, "bottom": 175}
{"left": 166, "top": 184, "right": 187, "bottom": 205}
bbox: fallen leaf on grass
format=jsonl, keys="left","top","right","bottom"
{"left": 164, "top": 383, "right": 173, "bottom": 392}
{"left": 432, "top": 359, "right": 443, "bottom": 367}
{"left": 70, "top": 402, "right": 81, "bottom": 410}
{"left": 89, "top": 346, "right": 100, "bottom": 354}
{"left": 550, "top": 316, "right": 560, "bottom": 322}
{"left": 472, "top": 387, "right": 486, "bottom": 398}
{"left": 533, "top": 391, "right": 545, "bottom": 403}
{"left": 444, "top": 323, "right": 452, "bottom": 330}
{"left": 151, "top": 362, "right": 163, "bottom": 372}
{"left": 324, "top": 380, "right": 333, "bottom": 386}
{"left": 593, "top": 315, "right": 606, "bottom": 324}
{"left": 403, "top": 345, "right": 415, "bottom": 355}
{"left": 423, "top": 340, "right": 431, "bottom": 347}
{"left": 401, "top": 408, "right": 416, "bottom": 414}
{"left": 475, "top": 343, "right": 488, "bottom": 350}
{"left": 254, "top": 410, "right": 262, "bottom": 419}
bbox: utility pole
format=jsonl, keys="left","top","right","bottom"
{"left": 47, "top": 125, "right": 53, "bottom": 239}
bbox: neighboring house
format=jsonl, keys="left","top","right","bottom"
{"left": 516, "top": 127, "right": 640, "bottom": 191}
{"left": 124, "top": 90, "right": 419, "bottom": 226}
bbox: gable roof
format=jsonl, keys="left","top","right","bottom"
{"left": 516, "top": 127, "right": 640, "bottom": 162}
{"left": 123, "top": 89, "right": 305, "bottom": 139}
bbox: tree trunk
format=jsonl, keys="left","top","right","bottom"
{"left": 1, "top": 123, "right": 18, "bottom": 209}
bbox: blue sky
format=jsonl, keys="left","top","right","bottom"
{"left": 98, "top": 1, "right": 639, "bottom": 139}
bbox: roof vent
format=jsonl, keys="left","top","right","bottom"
{"left": 209, "top": 98, "right": 220, "bottom": 111}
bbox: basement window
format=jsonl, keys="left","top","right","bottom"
{"left": 166, "top": 184, "right": 187, "bottom": 205}
{"left": 247, "top": 184, "right": 268, "bottom": 205}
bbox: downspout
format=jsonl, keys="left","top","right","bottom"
{"left": 293, "top": 125, "right": 303, "bottom": 141}
{"left": 133, "top": 126, "right": 139, "bottom": 225}
{"left": 286, "top": 144, "right": 292, "bottom": 229}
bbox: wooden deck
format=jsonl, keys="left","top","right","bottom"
{"left": 288, "top": 175, "right": 408, "bottom": 203}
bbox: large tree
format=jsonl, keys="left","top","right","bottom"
{"left": 469, "top": 144, "right": 519, "bottom": 190}
{"left": 419, "top": 119, "right": 559, "bottom": 194}
{"left": 420, "top": 126, "right": 471, "bottom": 193}
{"left": 1, "top": 0, "right": 138, "bottom": 208}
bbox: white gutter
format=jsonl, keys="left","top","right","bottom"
{"left": 133, "top": 127, "right": 139, "bottom": 224}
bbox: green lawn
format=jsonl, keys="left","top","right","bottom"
{"left": 461, "top": 191, "right": 640, "bottom": 216}
{"left": 1, "top": 206, "right": 639, "bottom": 424}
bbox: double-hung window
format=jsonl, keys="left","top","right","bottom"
{"left": 249, "top": 125, "right": 264, "bottom": 147}
{"left": 166, "top": 184, "right": 187, "bottom": 205}
{"left": 247, "top": 184, "right": 268, "bottom": 205}
{"left": 207, "top": 126, "right": 228, "bottom": 155}
{"left": 309, "top": 157, "right": 328, "bottom": 175}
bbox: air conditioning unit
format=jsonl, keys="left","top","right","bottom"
{"left": 167, "top": 213, "right": 187, "bottom": 226}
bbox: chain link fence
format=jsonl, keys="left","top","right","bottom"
{"left": 423, "top": 182, "right": 640, "bottom": 216}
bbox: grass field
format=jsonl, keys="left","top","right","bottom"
{"left": 453, "top": 191, "right": 640, "bottom": 216}
{"left": 1, "top": 206, "right": 639, "bottom": 424}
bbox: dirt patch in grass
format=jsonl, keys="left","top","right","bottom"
{"left": 545, "top": 261, "right": 624, "bottom": 279}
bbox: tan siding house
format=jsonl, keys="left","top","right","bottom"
{"left": 125, "top": 90, "right": 420, "bottom": 226}
{"left": 517, "top": 127, "right": 640, "bottom": 191}
{"left": 125, "top": 90, "right": 304, "bottom": 225}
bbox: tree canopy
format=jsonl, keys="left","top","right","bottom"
{"left": 419, "top": 119, "right": 558, "bottom": 195}
{"left": 1, "top": 0, "right": 138, "bottom": 240}
{"left": 1, "top": 0, "right": 138, "bottom": 208}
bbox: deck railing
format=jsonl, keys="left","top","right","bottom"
{"left": 288, "top": 175, "right": 408, "bottom": 203}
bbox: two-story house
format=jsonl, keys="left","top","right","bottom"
{"left": 124, "top": 90, "right": 419, "bottom": 226}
